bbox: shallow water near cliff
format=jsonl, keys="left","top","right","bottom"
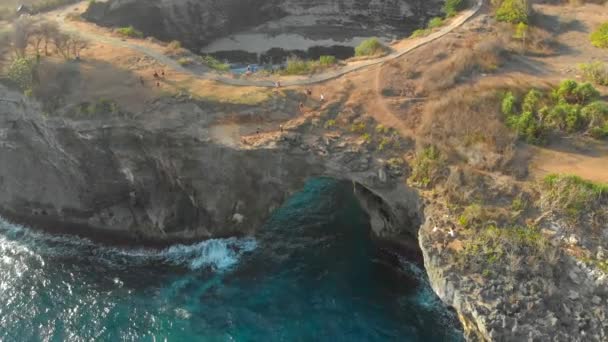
{"left": 0, "top": 178, "right": 463, "bottom": 341}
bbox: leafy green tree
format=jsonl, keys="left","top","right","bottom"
{"left": 495, "top": 0, "right": 530, "bottom": 24}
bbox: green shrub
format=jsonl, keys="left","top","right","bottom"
{"left": 428, "top": 17, "right": 444, "bottom": 29}
{"left": 7, "top": 58, "right": 35, "bottom": 91}
{"left": 283, "top": 57, "right": 312, "bottom": 75}
{"left": 375, "top": 124, "right": 390, "bottom": 134}
{"left": 319, "top": 55, "right": 337, "bottom": 66}
{"left": 177, "top": 57, "right": 194, "bottom": 66}
{"left": 116, "top": 26, "right": 144, "bottom": 38}
{"left": 495, "top": 0, "right": 530, "bottom": 24}
{"left": 507, "top": 110, "right": 545, "bottom": 143}
{"left": 582, "top": 102, "right": 608, "bottom": 138}
{"left": 504, "top": 80, "right": 606, "bottom": 142}
{"left": 201, "top": 55, "right": 230, "bottom": 71}
{"left": 409, "top": 146, "right": 444, "bottom": 188}
{"left": 579, "top": 62, "right": 608, "bottom": 86}
{"left": 324, "top": 119, "right": 336, "bottom": 129}
{"left": 543, "top": 174, "right": 608, "bottom": 222}
{"left": 355, "top": 38, "right": 386, "bottom": 57}
{"left": 443, "top": 0, "right": 466, "bottom": 17}
{"left": 590, "top": 124, "right": 608, "bottom": 139}
{"left": 590, "top": 22, "right": 608, "bottom": 49}
{"left": 552, "top": 79, "right": 578, "bottom": 103}
{"left": 572, "top": 82, "right": 600, "bottom": 104}
{"left": 350, "top": 122, "right": 367, "bottom": 133}
{"left": 522, "top": 89, "right": 543, "bottom": 113}
{"left": 501, "top": 91, "right": 517, "bottom": 116}
{"left": 410, "top": 29, "right": 430, "bottom": 38}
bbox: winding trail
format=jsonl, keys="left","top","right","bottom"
{"left": 55, "top": 0, "right": 482, "bottom": 87}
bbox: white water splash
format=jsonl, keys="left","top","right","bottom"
{"left": 0, "top": 216, "right": 257, "bottom": 271}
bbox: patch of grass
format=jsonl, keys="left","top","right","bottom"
{"left": 579, "top": 62, "right": 608, "bottom": 86}
{"left": 443, "top": 0, "right": 466, "bottom": 17}
{"left": 324, "top": 119, "right": 337, "bottom": 129}
{"left": 542, "top": 174, "right": 608, "bottom": 224}
{"left": 319, "top": 55, "right": 337, "bottom": 66}
{"left": 200, "top": 55, "right": 230, "bottom": 72}
{"left": 409, "top": 146, "right": 444, "bottom": 188}
{"left": 590, "top": 22, "right": 608, "bottom": 49}
{"left": 350, "top": 121, "right": 367, "bottom": 133}
{"left": 116, "top": 26, "right": 143, "bottom": 38}
{"left": 354, "top": 38, "right": 387, "bottom": 57}
{"left": 459, "top": 224, "right": 551, "bottom": 271}
{"left": 428, "top": 17, "right": 444, "bottom": 29}
{"left": 281, "top": 55, "right": 338, "bottom": 75}
{"left": 410, "top": 29, "right": 430, "bottom": 38}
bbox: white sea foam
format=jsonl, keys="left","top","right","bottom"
{"left": 0, "top": 216, "right": 257, "bottom": 271}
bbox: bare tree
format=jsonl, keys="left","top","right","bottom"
{"left": 37, "top": 21, "right": 60, "bottom": 56}
{"left": 11, "top": 17, "right": 37, "bottom": 58}
{"left": 53, "top": 32, "right": 71, "bottom": 60}
{"left": 70, "top": 36, "right": 87, "bottom": 59}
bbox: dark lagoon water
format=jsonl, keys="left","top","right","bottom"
{"left": 0, "top": 178, "right": 463, "bottom": 341}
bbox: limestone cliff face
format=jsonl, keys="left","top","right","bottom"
{"left": 0, "top": 86, "right": 421, "bottom": 245}
{"left": 84, "top": 0, "right": 443, "bottom": 50}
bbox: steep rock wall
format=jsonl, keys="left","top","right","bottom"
{"left": 0, "top": 86, "right": 421, "bottom": 246}
{"left": 84, "top": 0, "right": 443, "bottom": 51}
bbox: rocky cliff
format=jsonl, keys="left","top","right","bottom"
{"left": 83, "top": 0, "right": 443, "bottom": 51}
{"left": 0, "top": 85, "right": 422, "bottom": 246}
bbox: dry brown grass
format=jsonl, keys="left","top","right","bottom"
{"left": 417, "top": 36, "right": 507, "bottom": 94}
{"left": 418, "top": 83, "right": 516, "bottom": 156}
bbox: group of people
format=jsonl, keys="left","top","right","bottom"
{"left": 140, "top": 70, "right": 166, "bottom": 87}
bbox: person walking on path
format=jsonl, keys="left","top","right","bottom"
{"left": 320, "top": 93, "right": 325, "bottom": 102}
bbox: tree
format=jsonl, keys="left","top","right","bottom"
{"left": 514, "top": 22, "right": 528, "bottom": 52}
{"left": 37, "top": 21, "right": 60, "bottom": 56}
{"left": 70, "top": 36, "right": 87, "bottom": 59}
{"left": 495, "top": 0, "right": 531, "bottom": 24}
{"left": 11, "top": 17, "right": 37, "bottom": 58}
{"left": 53, "top": 33, "right": 71, "bottom": 59}
{"left": 7, "top": 57, "right": 34, "bottom": 91}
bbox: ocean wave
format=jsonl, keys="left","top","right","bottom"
{"left": 0, "top": 216, "right": 257, "bottom": 271}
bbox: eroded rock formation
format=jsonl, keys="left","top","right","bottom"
{"left": 0, "top": 85, "right": 421, "bottom": 246}
{"left": 83, "top": 0, "right": 443, "bottom": 50}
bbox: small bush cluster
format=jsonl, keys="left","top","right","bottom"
{"left": 579, "top": 62, "right": 608, "bottom": 86}
{"left": 200, "top": 55, "right": 230, "bottom": 71}
{"left": 409, "top": 146, "right": 444, "bottom": 188}
{"left": 502, "top": 80, "right": 608, "bottom": 143}
{"left": 590, "top": 22, "right": 608, "bottom": 49}
{"left": 354, "top": 38, "right": 387, "bottom": 57}
{"left": 116, "top": 26, "right": 144, "bottom": 38}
